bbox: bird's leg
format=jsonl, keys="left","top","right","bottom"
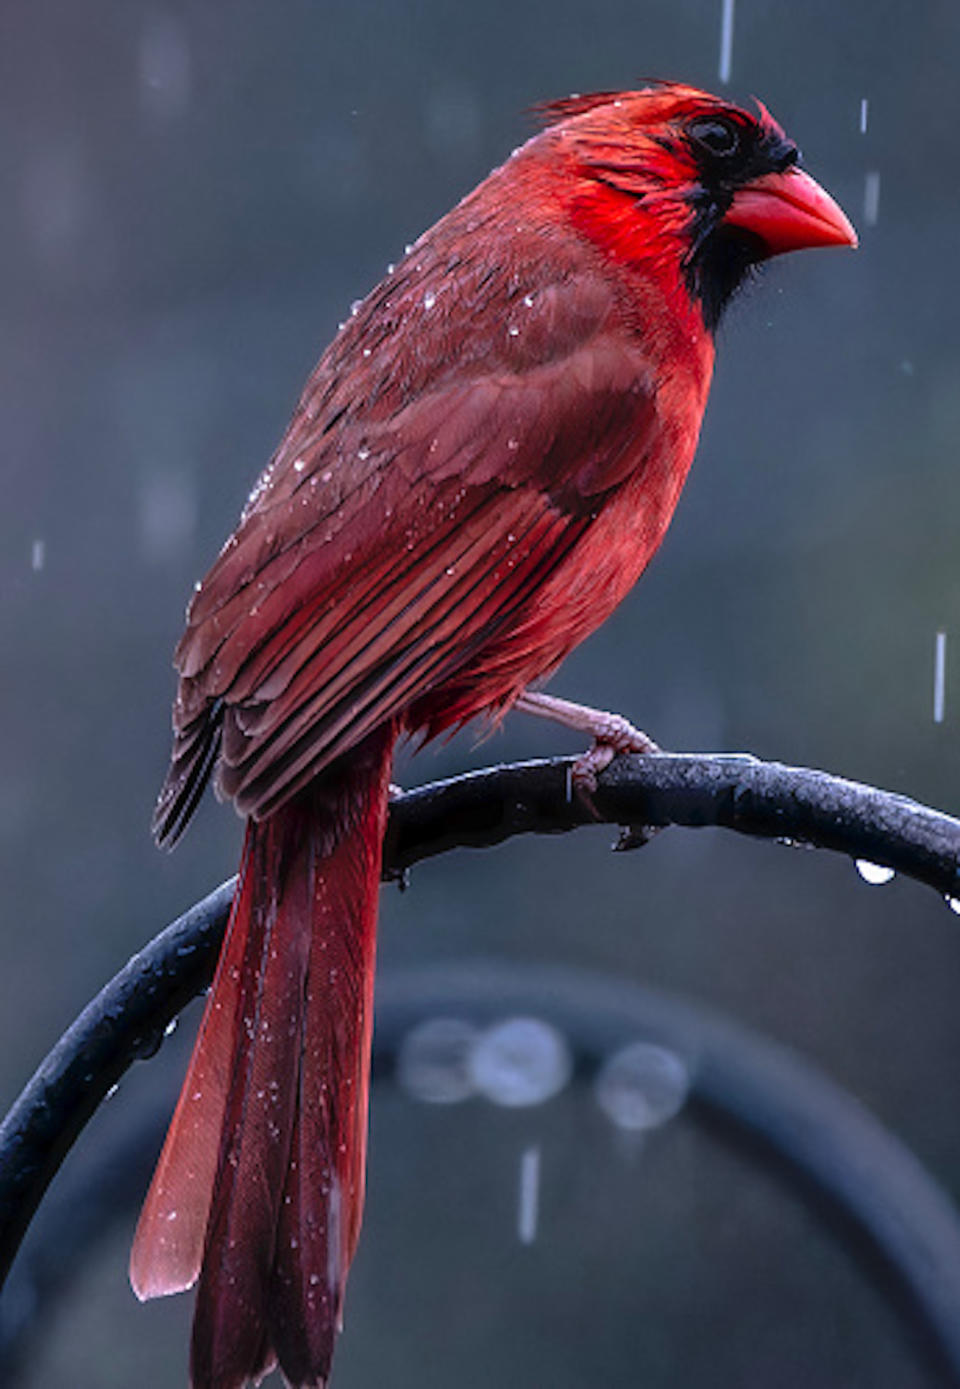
{"left": 513, "top": 691, "right": 661, "bottom": 842}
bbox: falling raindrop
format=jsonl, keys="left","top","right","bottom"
{"left": 855, "top": 859, "right": 895, "bottom": 885}
{"left": 31, "top": 539, "right": 45, "bottom": 572}
{"left": 470, "top": 1017, "right": 571, "bottom": 1107}
{"left": 595, "top": 1042, "right": 690, "bottom": 1131}
{"left": 396, "top": 1017, "right": 479, "bottom": 1104}
{"left": 139, "top": 469, "right": 197, "bottom": 562}
{"left": 517, "top": 1145, "right": 541, "bottom": 1245}
{"left": 859, "top": 98, "right": 869, "bottom": 135}
{"left": 718, "top": 0, "right": 735, "bottom": 84}
{"left": 934, "top": 631, "right": 947, "bottom": 724}
{"left": 863, "top": 172, "right": 881, "bottom": 226}
{"left": 138, "top": 11, "right": 192, "bottom": 120}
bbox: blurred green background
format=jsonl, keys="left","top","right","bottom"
{"left": 3, "top": 0, "right": 960, "bottom": 1384}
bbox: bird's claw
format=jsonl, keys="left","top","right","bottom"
{"left": 568, "top": 717, "right": 661, "bottom": 821}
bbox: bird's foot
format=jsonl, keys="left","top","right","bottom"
{"left": 513, "top": 691, "right": 661, "bottom": 841}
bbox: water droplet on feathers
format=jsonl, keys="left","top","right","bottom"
{"left": 423, "top": 290, "right": 436, "bottom": 310}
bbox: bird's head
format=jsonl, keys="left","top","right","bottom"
{"left": 538, "top": 84, "right": 856, "bottom": 331}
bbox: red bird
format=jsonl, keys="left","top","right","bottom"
{"left": 130, "top": 84, "right": 855, "bottom": 1387}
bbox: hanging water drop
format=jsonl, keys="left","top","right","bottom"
{"left": 855, "top": 859, "right": 895, "bottom": 885}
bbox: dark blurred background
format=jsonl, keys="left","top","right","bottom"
{"left": 3, "top": 0, "right": 960, "bottom": 1384}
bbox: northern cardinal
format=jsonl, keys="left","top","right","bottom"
{"left": 131, "top": 84, "right": 855, "bottom": 1387}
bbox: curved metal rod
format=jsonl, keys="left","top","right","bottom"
{"left": 2, "top": 752, "right": 959, "bottom": 1295}
{"left": 6, "top": 963, "right": 960, "bottom": 1385}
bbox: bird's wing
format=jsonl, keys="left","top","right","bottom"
{"left": 156, "top": 270, "right": 662, "bottom": 838}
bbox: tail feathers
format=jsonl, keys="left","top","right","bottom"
{"left": 132, "top": 726, "right": 395, "bottom": 1388}
{"left": 130, "top": 826, "right": 259, "bottom": 1300}
{"left": 268, "top": 796, "right": 384, "bottom": 1382}
{"left": 191, "top": 814, "right": 315, "bottom": 1386}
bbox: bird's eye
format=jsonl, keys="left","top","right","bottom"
{"left": 688, "top": 117, "right": 741, "bottom": 158}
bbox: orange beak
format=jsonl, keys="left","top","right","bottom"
{"left": 725, "top": 167, "right": 858, "bottom": 257}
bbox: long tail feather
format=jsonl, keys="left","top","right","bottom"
{"left": 130, "top": 829, "right": 258, "bottom": 1300}
{"left": 132, "top": 724, "right": 396, "bottom": 1388}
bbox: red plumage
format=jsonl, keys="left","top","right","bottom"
{"left": 132, "top": 83, "right": 854, "bottom": 1387}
